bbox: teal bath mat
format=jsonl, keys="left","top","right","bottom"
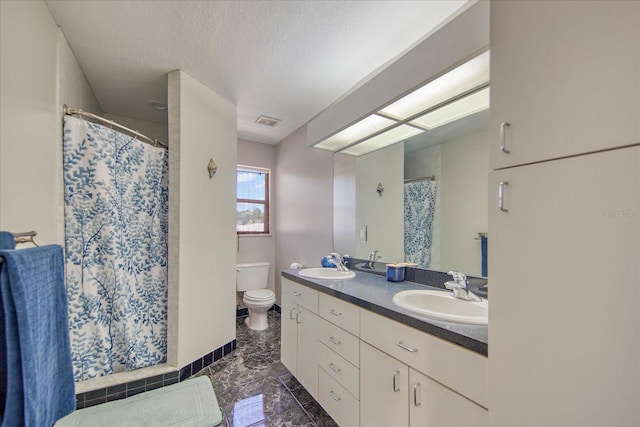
{"left": 55, "top": 376, "right": 223, "bottom": 427}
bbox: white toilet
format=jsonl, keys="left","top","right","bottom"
{"left": 236, "top": 262, "right": 275, "bottom": 331}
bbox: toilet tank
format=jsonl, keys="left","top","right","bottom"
{"left": 236, "top": 262, "right": 270, "bottom": 291}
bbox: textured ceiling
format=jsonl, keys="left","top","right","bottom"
{"left": 46, "top": 0, "right": 470, "bottom": 144}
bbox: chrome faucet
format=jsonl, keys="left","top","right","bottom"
{"left": 445, "top": 271, "right": 482, "bottom": 302}
{"left": 329, "top": 252, "right": 349, "bottom": 272}
{"left": 365, "top": 250, "right": 380, "bottom": 269}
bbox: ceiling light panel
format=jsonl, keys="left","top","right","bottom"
{"left": 410, "top": 87, "right": 490, "bottom": 130}
{"left": 339, "top": 125, "right": 423, "bottom": 156}
{"left": 313, "top": 114, "right": 396, "bottom": 152}
{"left": 379, "top": 51, "right": 490, "bottom": 120}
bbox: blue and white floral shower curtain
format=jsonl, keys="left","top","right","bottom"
{"left": 404, "top": 180, "right": 437, "bottom": 268}
{"left": 63, "top": 116, "right": 168, "bottom": 381}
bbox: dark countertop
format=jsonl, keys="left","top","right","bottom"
{"left": 282, "top": 269, "right": 488, "bottom": 356}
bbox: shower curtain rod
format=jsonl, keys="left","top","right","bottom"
{"left": 63, "top": 105, "right": 168, "bottom": 149}
{"left": 404, "top": 175, "right": 436, "bottom": 183}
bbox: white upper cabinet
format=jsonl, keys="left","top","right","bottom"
{"left": 490, "top": 1, "right": 640, "bottom": 169}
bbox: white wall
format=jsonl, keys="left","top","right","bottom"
{"left": 103, "top": 113, "right": 168, "bottom": 145}
{"left": 59, "top": 36, "right": 102, "bottom": 115}
{"left": 274, "top": 125, "right": 334, "bottom": 304}
{"left": 333, "top": 153, "right": 357, "bottom": 256}
{"left": 237, "top": 138, "right": 277, "bottom": 305}
{"left": 167, "top": 70, "right": 237, "bottom": 367}
{"left": 356, "top": 143, "right": 404, "bottom": 262}
{"left": 440, "top": 129, "right": 488, "bottom": 276}
{"left": 0, "top": 0, "right": 62, "bottom": 245}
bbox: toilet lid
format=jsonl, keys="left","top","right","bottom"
{"left": 245, "top": 289, "right": 274, "bottom": 301}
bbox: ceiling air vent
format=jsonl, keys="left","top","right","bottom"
{"left": 255, "top": 115, "right": 281, "bottom": 127}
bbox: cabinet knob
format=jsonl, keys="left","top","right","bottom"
{"left": 500, "top": 122, "right": 511, "bottom": 154}
{"left": 498, "top": 181, "right": 509, "bottom": 212}
{"left": 413, "top": 382, "right": 422, "bottom": 407}
{"left": 396, "top": 341, "right": 418, "bottom": 353}
{"left": 392, "top": 370, "right": 401, "bottom": 392}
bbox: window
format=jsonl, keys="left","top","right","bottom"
{"left": 236, "top": 166, "right": 270, "bottom": 234}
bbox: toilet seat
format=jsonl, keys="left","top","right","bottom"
{"left": 244, "top": 289, "right": 275, "bottom": 301}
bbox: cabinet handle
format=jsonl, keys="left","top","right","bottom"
{"left": 396, "top": 341, "right": 418, "bottom": 353}
{"left": 296, "top": 310, "right": 302, "bottom": 324}
{"left": 498, "top": 181, "right": 509, "bottom": 212}
{"left": 329, "top": 336, "right": 342, "bottom": 345}
{"left": 392, "top": 370, "right": 401, "bottom": 392}
{"left": 292, "top": 291, "right": 301, "bottom": 297}
{"left": 329, "top": 390, "right": 342, "bottom": 402}
{"left": 329, "top": 309, "right": 342, "bottom": 317}
{"left": 500, "top": 122, "right": 511, "bottom": 153}
{"left": 289, "top": 308, "right": 296, "bottom": 320}
{"left": 413, "top": 382, "right": 422, "bottom": 407}
{"left": 328, "top": 363, "right": 342, "bottom": 373}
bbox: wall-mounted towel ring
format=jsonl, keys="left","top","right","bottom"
{"left": 208, "top": 159, "right": 217, "bottom": 179}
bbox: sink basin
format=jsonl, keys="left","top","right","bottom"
{"left": 392, "top": 289, "right": 488, "bottom": 324}
{"left": 298, "top": 268, "right": 356, "bottom": 280}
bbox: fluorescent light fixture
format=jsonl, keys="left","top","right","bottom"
{"left": 311, "top": 51, "right": 490, "bottom": 157}
{"left": 379, "top": 51, "right": 490, "bottom": 120}
{"left": 410, "top": 87, "right": 489, "bottom": 130}
{"left": 339, "top": 125, "right": 423, "bottom": 156}
{"left": 313, "top": 114, "right": 396, "bottom": 152}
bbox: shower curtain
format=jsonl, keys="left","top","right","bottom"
{"left": 63, "top": 116, "right": 168, "bottom": 381}
{"left": 404, "top": 180, "right": 437, "bottom": 269}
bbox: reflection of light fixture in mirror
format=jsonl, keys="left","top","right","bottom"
{"left": 340, "top": 124, "right": 423, "bottom": 156}
{"left": 410, "top": 87, "right": 490, "bottom": 130}
{"left": 310, "top": 50, "right": 490, "bottom": 157}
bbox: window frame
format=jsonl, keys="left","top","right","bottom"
{"left": 236, "top": 165, "right": 270, "bottom": 235}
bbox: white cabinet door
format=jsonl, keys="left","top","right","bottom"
{"left": 296, "top": 305, "right": 319, "bottom": 399}
{"left": 409, "top": 368, "right": 487, "bottom": 427}
{"left": 490, "top": 1, "right": 640, "bottom": 169}
{"left": 280, "top": 294, "right": 297, "bottom": 376}
{"left": 488, "top": 147, "right": 640, "bottom": 425}
{"left": 360, "top": 341, "right": 408, "bottom": 427}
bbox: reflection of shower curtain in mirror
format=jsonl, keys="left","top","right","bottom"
{"left": 404, "top": 180, "right": 437, "bottom": 268}
{"left": 63, "top": 116, "right": 168, "bottom": 381}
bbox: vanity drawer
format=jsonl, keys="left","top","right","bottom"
{"left": 318, "top": 317, "right": 359, "bottom": 368}
{"left": 360, "top": 308, "right": 488, "bottom": 408}
{"left": 319, "top": 293, "right": 360, "bottom": 336}
{"left": 281, "top": 278, "right": 318, "bottom": 314}
{"left": 317, "top": 341, "right": 360, "bottom": 399}
{"left": 318, "top": 368, "right": 360, "bottom": 427}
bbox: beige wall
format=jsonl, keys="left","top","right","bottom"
{"left": 59, "top": 35, "right": 102, "bottom": 115}
{"left": 0, "top": 0, "right": 63, "bottom": 245}
{"left": 237, "top": 139, "right": 277, "bottom": 304}
{"left": 333, "top": 153, "right": 357, "bottom": 256}
{"left": 355, "top": 143, "right": 404, "bottom": 262}
{"left": 103, "top": 113, "right": 168, "bottom": 145}
{"left": 167, "top": 70, "right": 237, "bottom": 367}
{"left": 440, "top": 129, "right": 488, "bottom": 276}
{"left": 274, "top": 125, "right": 334, "bottom": 304}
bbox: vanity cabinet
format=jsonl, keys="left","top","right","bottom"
{"left": 281, "top": 276, "right": 490, "bottom": 426}
{"left": 280, "top": 277, "right": 319, "bottom": 399}
{"left": 490, "top": 0, "right": 640, "bottom": 170}
{"left": 316, "top": 293, "right": 361, "bottom": 427}
{"left": 360, "top": 309, "right": 488, "bottom": 427}
{"left": 361, "top": 342, "right": 488, "bottom": 427}
{"left": 488, "top": 146, "right": 640, "bottom": 425}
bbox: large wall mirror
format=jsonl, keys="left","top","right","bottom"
{"left": 333, "top": 105, "right": 489, "bottom": 277}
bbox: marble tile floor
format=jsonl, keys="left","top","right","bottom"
{"left": 189, "top": 311, "right": 339, "bottom": 427}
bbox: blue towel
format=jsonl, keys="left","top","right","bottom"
{"left": 481, "top": 235, "right": 488, "bottom": 277}
{"left": 0, "top": 245, "right": 75, "bottom": 426}
{"left": 0, "top": 233, "right": 14, "bottom": 250}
